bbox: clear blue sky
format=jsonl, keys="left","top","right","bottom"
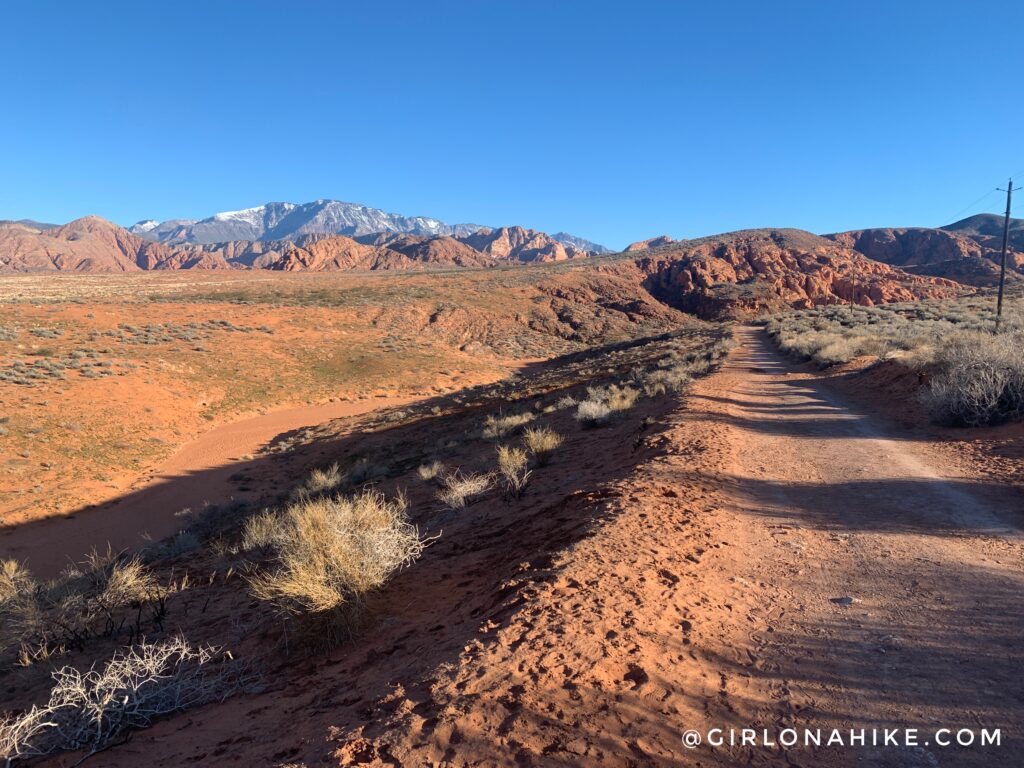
{"left": 2, "top": 1, "right": 1022, "bottom": 249}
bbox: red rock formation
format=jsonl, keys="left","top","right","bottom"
{"left": 826, "top": 228, "right": 1010, "bottom": 287}
{"left": 625, "top": 235, "right": 674, "bottom": 252}
{"left": 0, "top": 216, "right": 176, "bottom": 272}
{"left": 462, "top": 226, "right": 589, "bottom": 262}
{"left": 626, "top": 229, "right": 962, "bottom": 319}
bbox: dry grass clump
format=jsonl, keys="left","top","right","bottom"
{"left": 522, "top": 426, "right": 563, "bottom": 466}
{"left": 482, "top": 411, "right": 536, "bottom": 439}
{"left": 0, "top": 553, "right": 166, "bottom": 665}
{"left": 641, "top": 367, "right": 691, "bottom": 396}
{"left": 0, "top": 637, "right": 248, "bottom": 764}
{"left": 603, "top": 383, "right": 639, "bottom": 412}
{"left": 923, "top": 331, "right": 1024, "bottom": 426}
{"left": 0, "top": 560, "right": 34, "bottom": 607}
{"left": 575, "top": 398, "right": 612, "bottom": 428}
{"left": 436, "top": 471, "right": 494, "bottom": 510}
{"left": 289, "top": 459, "right": 388, "bottom": 501}
{"left": 496, "top": 445, "right": 531, "bottom": 497}
{"left": 416, "top": 460, "right": 445, "bottom": 482}
{"left": 290, "top": 462, "right": 344, "bottom": 500}
{"left": 250, "top": 490, "right": 425, "bottom": 622}
{"left": 240, "top": 510, "right": 284, "bottom": 552}
{"left": 346, "top": 457, "right": 388, "bottom": 485}
{"left": 555, "top": 395, "right": 578, "bottom": 410}
{"left": 574, "top": 383, "right": 638, "bottom": 427}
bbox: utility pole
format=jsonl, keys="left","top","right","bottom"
{"left": 995, "top": 177, "right": 1022, "bottom": 332}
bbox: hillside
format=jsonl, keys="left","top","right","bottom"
{"left": 943, "top": 212, "right": 1024, "bottom": 240}
{"left": 825, "top": 227, "right": 1012, "bottom": 287}
{"left": 0, "top": 216, "right": 175, "bottom": 272}
{"left": 826, "top": 220, "right": 1024, "bottom": 286}
{"left": 942, "top": 213, "right": 1024, "bottom": 271}
{"left": 619, "top": 228, "right": 961, "bottom": 319}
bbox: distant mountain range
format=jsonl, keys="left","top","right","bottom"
{"left": 5, "top": 204, "right": 1024, "bottom": 319}
{"left": 0, "top": 216, "right": 602, "bottom": 273}
{"left": 0, "top": 215, "right": 968, "bottom": 318}
{"left": 126, "top": 199, "right": 611, "bottom": 254}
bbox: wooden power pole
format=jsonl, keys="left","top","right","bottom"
{"left": 995, "top": 177, "right": 1021, "bottom": 332}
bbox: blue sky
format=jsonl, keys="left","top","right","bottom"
{"left": 2, "top": 1, "right": 1022, "bottom": 249}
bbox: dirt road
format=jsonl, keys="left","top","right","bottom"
{"left": 672, "top": 326, "right": 1024, "bottom": 766}
{"left": 89, "top": 326, "right": 1024, "bottom": 767}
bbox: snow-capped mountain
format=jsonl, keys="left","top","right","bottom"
{"left": 551, "top": 232, "right": 611, "bottom": 255}
{"left": 128, "top": 199, "right": 609, "bottom": 253}
{"left": 129, "top": 200, "right": 486, "bottom": 245}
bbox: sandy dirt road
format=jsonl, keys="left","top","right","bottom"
{"left": 84, "top": 327, "right": 1024, "bottom": 767}
{"left": 669, "top": 326, "right": 1024, "bottom": 766}
{"left": 0, "top": 396, "right": 416, "bottom": 578}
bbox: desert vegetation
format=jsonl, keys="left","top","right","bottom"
{"left": 249, "top": 490, "right": 427, "bottom": 637}
{"left": 522, "top": 426, "right": 563, "bottom": 465}
{"left": 0, "top": 305, "right": 732, "bottom": 764}
{"left": 496, "top": 445, "right": 531, "bottom": 497}
{"left": 0, "top": 551, "right": 171, "bottom": 666}
{"left": 436, "top": 471, "right": 495, "bottom": 510}
{"left": 764, "top": 293, "right": 1024, "bottom": 426}
{"left": 0, "top": 637, "right": 250, "bottom": 764}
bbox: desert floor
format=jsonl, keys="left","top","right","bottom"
{"left": 55, "top": 326, "right": 1021, "bottom": 767}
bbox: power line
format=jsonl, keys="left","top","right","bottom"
{"left": 946, "top": 187, "right": 999, "bottom": 223}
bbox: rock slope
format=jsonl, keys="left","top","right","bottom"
{"left": 622, "top": 228, "right": 961, "bottom": 319}
{"left": 827, "top": 227, "right": 1016, "bottom": 287}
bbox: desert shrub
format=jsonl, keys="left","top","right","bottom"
{"left": 290, "top": 463, "right": 344, "bottom": 500}
{"left": 923, "top": 331, "right": 1024, "bottom": 426}
{"left": 761, "top": 300, "right": 1012, "bottom": 368}
{"left": 347, "top": 458, "right": 388, "bottom": 485}
{"left": 28, "top": 327, "right": 63, "bottom": 339}
{"left": 289, "top": 460, "right": 387, "bottom": 501}
{"left": 250, "top": 490, "right": 425, "bottom": 623}
{"left": 416, "top": 460, "right": 445, "bottom": 482}
{"left": 482, "top": 411, "right": 535, "bottom": 439}
{"left": 162, "top": 499, "right": 251, "bottom": 550}
{"left": 522, "top": 426, "right": 563, "bottom": 465}
{"left": 0, "top": 554, "right": 167, "bottom": 664}
{"left": 604, "top": 384, "right": 639, "bottom": 412}
{"left": 574, "top": 382, "right": 638, "bottom": 428}
{"left": 436, "top": 471, "right": 494, "bottom": 510}
{"left": 496, "top": 445, "right": 531, "bottom": 497}
{"left": 0, "top": 637, "right": 248, "bottom": 764}
{"left": 0, "top": 560, "right": 35, "bottom": 607}
{"left": 555, "top": 395, "right": 578, "bottom": 410}
{"left": 240, "top": 510, "right": 284, "bottom": 552}
{"left": 642, "top": 366, "right": 691, "bottom": 395}
{"left": 575, "top": 399, "right": 612, "bottom": 428}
